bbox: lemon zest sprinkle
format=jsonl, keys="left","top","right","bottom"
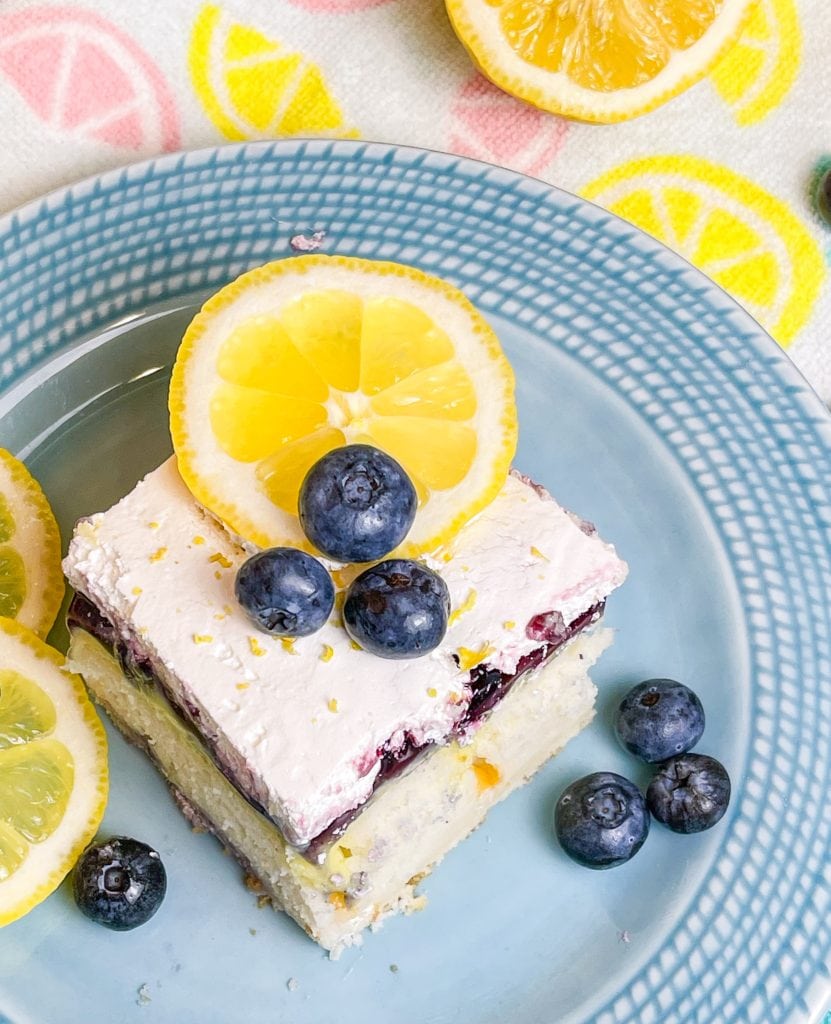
{"left": 456, "top": 644, "right": 494, "bottom": 671}
{"left": 448, "top": 589, "right": 477, "bottom": 626}
{"left": 248, "top": 636, "right": 267, "bottom": 657}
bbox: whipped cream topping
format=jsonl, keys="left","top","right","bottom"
{"left": 64, "top": 458, "right": 627, "bottom": 847}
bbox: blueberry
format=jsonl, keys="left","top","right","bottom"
{"left": 298, "top": 445, "right": 417, "bottom": 563}
{"left": 73, "top": 836, "right": 166, "bottom": 931}
{"left": 647, "top": 753, "right": 731, "bottom": 834}
{"left": 554, "top": 772, "right": 650, "bottom": 869}
{"left": 614, "top": 678, "right": 705, "bottom": 763}
{"left": 235, "top": 547, "right": 334, "bottom": 636}
{"left": 343, "top": 559, "right": 449, "bottom": 659}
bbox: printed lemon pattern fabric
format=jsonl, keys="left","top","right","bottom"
{"left": 0, "top": 6, "right": 179, "bottom": 152}
{"left": 582, "top": 157, "right": 825, "bottom": 346}
{"left": 710, "top": 0, "right": 801, "bottom": 125}
{"left": 189, "top": 4, "right": 356, "bottom": 141}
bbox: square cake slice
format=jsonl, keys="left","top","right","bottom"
{"left": 64, "top": 459, "right": 627, "bottom": 952}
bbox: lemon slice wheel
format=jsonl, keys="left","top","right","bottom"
{"left": 0, "top": 617, "right": 108, "bottom": 927}
{"left": 170, "top": 256, "right": 517, "bottom": 557}
{"left": 446, "top": 0, "right": 756, "bottom": 123}
{"left": 582, "top": 156, "right": 824, "bottom": 345}
{"left": 0, "top": 449, "right": 64, "bottom": 638}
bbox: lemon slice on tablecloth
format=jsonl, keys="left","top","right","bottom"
{"left": 0, "top": 617, "right": 108, "bottom": 927}
{"left": 188, "top": 3, "right": 356, "bottom": 140}
{"left": 710, "top": 0, "right": 800, "bottom": 126}
{"left": 0, "top": 449, "right": 64, "bottom": 638}
{"left": 582, "top": 156, "right": 824, "bottom": 345}
{"left": 445, "top": 0, "right": 756, "bottom": 123}
{"left": 170, "top": 255, "right": 517, "bottom": 556}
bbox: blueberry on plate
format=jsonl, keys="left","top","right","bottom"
{"left": 614, "top": 678, "right": 705, "bottom": 763}
{"left": 73, "top": 836, "right": 166, "bottom": 931}
{"left": 298, "top": 444, "right": 417, "bottom": 563}
{"left": 343, "top": 559, "right": 450, "bottom": 660}
{"left": 554, "top": 772, "right": 650, "bottom": 869}
{"left": 235, "top": 547, "right": 334, "bottom": 636}
{"left": 647, "top": 753, "right": 731, "bottom": 834}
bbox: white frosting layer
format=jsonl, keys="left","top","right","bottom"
{"left": 64, "top": 459, "right": 627, "bottom": 846}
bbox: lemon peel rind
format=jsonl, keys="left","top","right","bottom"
{"left": 0, "top": 616, "right": 108, "bottom": 928}
{"left": 0, "top": 449, "right": 64, "bottom": 639}
{"left": 170, "top": 255, "right": 517, "bottom": 558}
{"left": 581, "top": 155, "right": 824, "bottom": 345}
{"left": 445, "top": 0, "right": 757, "bottom": 124}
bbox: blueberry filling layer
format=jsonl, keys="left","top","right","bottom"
{"left": 68, "top": 592, "right": 603, "bottom": 862}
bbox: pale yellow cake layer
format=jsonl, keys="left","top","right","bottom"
{"left": 68, "top": 626, "right": 611, "bottom": 954}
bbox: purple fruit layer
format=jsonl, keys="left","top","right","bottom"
{"left": 68, "top": 592, "right": 603, "bottom": 862}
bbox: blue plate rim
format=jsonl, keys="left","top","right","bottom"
{"left": 0, "top": 138, "right": 830, "bottom": 1024}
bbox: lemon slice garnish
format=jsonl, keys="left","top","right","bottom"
{"left": 0, "top": 617, "right": 108, "bottom": 927}
{"left": 0, "top": 449, "right": 64, "bottom": 638}
{"left": 170, "top": 256, "right": 517, "bottom": 557}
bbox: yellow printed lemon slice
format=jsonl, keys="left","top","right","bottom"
{"left": 446, "top": 0, "right": 755, "bottom": 123}
{"left": 582, "top": 156, "right": 824, "bottom": 345}
{"left": 710, "top": 0, "right": 800, "bottom": 126}
{"left": 0, "top": 618, "right": 108, "bottom": 927}
{"left": 170, "top": 256, "right": 517, "bottom": 557}
{"left": 0, "top": 450, "right": 64, "bottom": 638}
{"left": 189, "top": 3, "right": 356, "bottom": 141}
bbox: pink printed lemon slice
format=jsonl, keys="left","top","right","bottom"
{"left": 170, "top": 256, "right": 517, "bottom": 557}
{"left": 0, "top": 618, "right": 108, "bottom": 927}
{"left": 446, "top": 0, "right": 756, "bottom": 123}
{"left": 0, "top": 6, "right": 178, "bottom": 151}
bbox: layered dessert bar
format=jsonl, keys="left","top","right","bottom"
{"left": 64, "top": 457, "right": 626, "bottom": 953}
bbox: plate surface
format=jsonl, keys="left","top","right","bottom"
{"left": 1, "top": 140, "right": 830, "bottom": 1024}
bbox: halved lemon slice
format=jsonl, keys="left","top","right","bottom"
{"left": 0, "top": 449, "right": 64, "bottom": 638}
{"left": 446, "top": 0, "right": 756, "bottom": 123}
{"left": 581, "top": 155, "right": 824, "bottom": 344}
{"left": 170, "top": 256, "right": 517, "bottom": 557}
{"left": 0, "top": 617, "right": 108, "bottom": 927}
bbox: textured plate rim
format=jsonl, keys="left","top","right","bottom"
{"left": 0, "top": 139, "right": 829, "bottom": 1024}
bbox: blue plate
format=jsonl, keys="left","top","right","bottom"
{"left": 1, "top": 141, "right": 830, "bottom": 1024}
